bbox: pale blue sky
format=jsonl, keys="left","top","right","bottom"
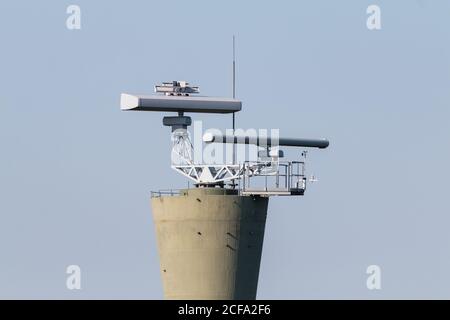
{"left": 1, "top": 0, "right": 450, "bottom": 299}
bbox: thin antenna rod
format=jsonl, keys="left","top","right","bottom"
{"left": 232, "top": 35, "right": 236, "bottom": 100}
{"left": 232, "top": 35, "right": 236, "bottom": 170}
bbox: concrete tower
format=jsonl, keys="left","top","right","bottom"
{"left": 152, "top": 188, "right": 268, "bottom": 300}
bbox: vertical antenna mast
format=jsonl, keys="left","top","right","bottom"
{"left": 232, "top": 35, "right": 236, "bottom": 168}
{"left": 232, "top": 35, "right": 236, "bottom": 100}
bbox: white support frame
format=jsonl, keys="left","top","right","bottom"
{"left": 172, "top": 164, "right": 244, "bottom": 184}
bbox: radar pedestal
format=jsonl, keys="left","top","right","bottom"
{"left": 151, "top": 188, "right": 268, "bottom": 300}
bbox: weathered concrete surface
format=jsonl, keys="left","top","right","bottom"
{"left": 151, "top": 188, "right": 268, "bottom": 300}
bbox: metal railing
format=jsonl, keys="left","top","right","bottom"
{"left": 150, "top": 189, "right": 182, "bottom": 198}
{"left": 239, "top": 160, "right": 306, "bottom": 195}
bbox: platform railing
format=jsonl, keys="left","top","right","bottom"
{"left": 150, "top": 189, "right": 182, "bottom": 198}
{"left": 239, "top": 160, "right": 306, "bottom": 196}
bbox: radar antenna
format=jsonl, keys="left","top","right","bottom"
{"left": 121, "top": 81, "right": 329, "bottom": 196}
